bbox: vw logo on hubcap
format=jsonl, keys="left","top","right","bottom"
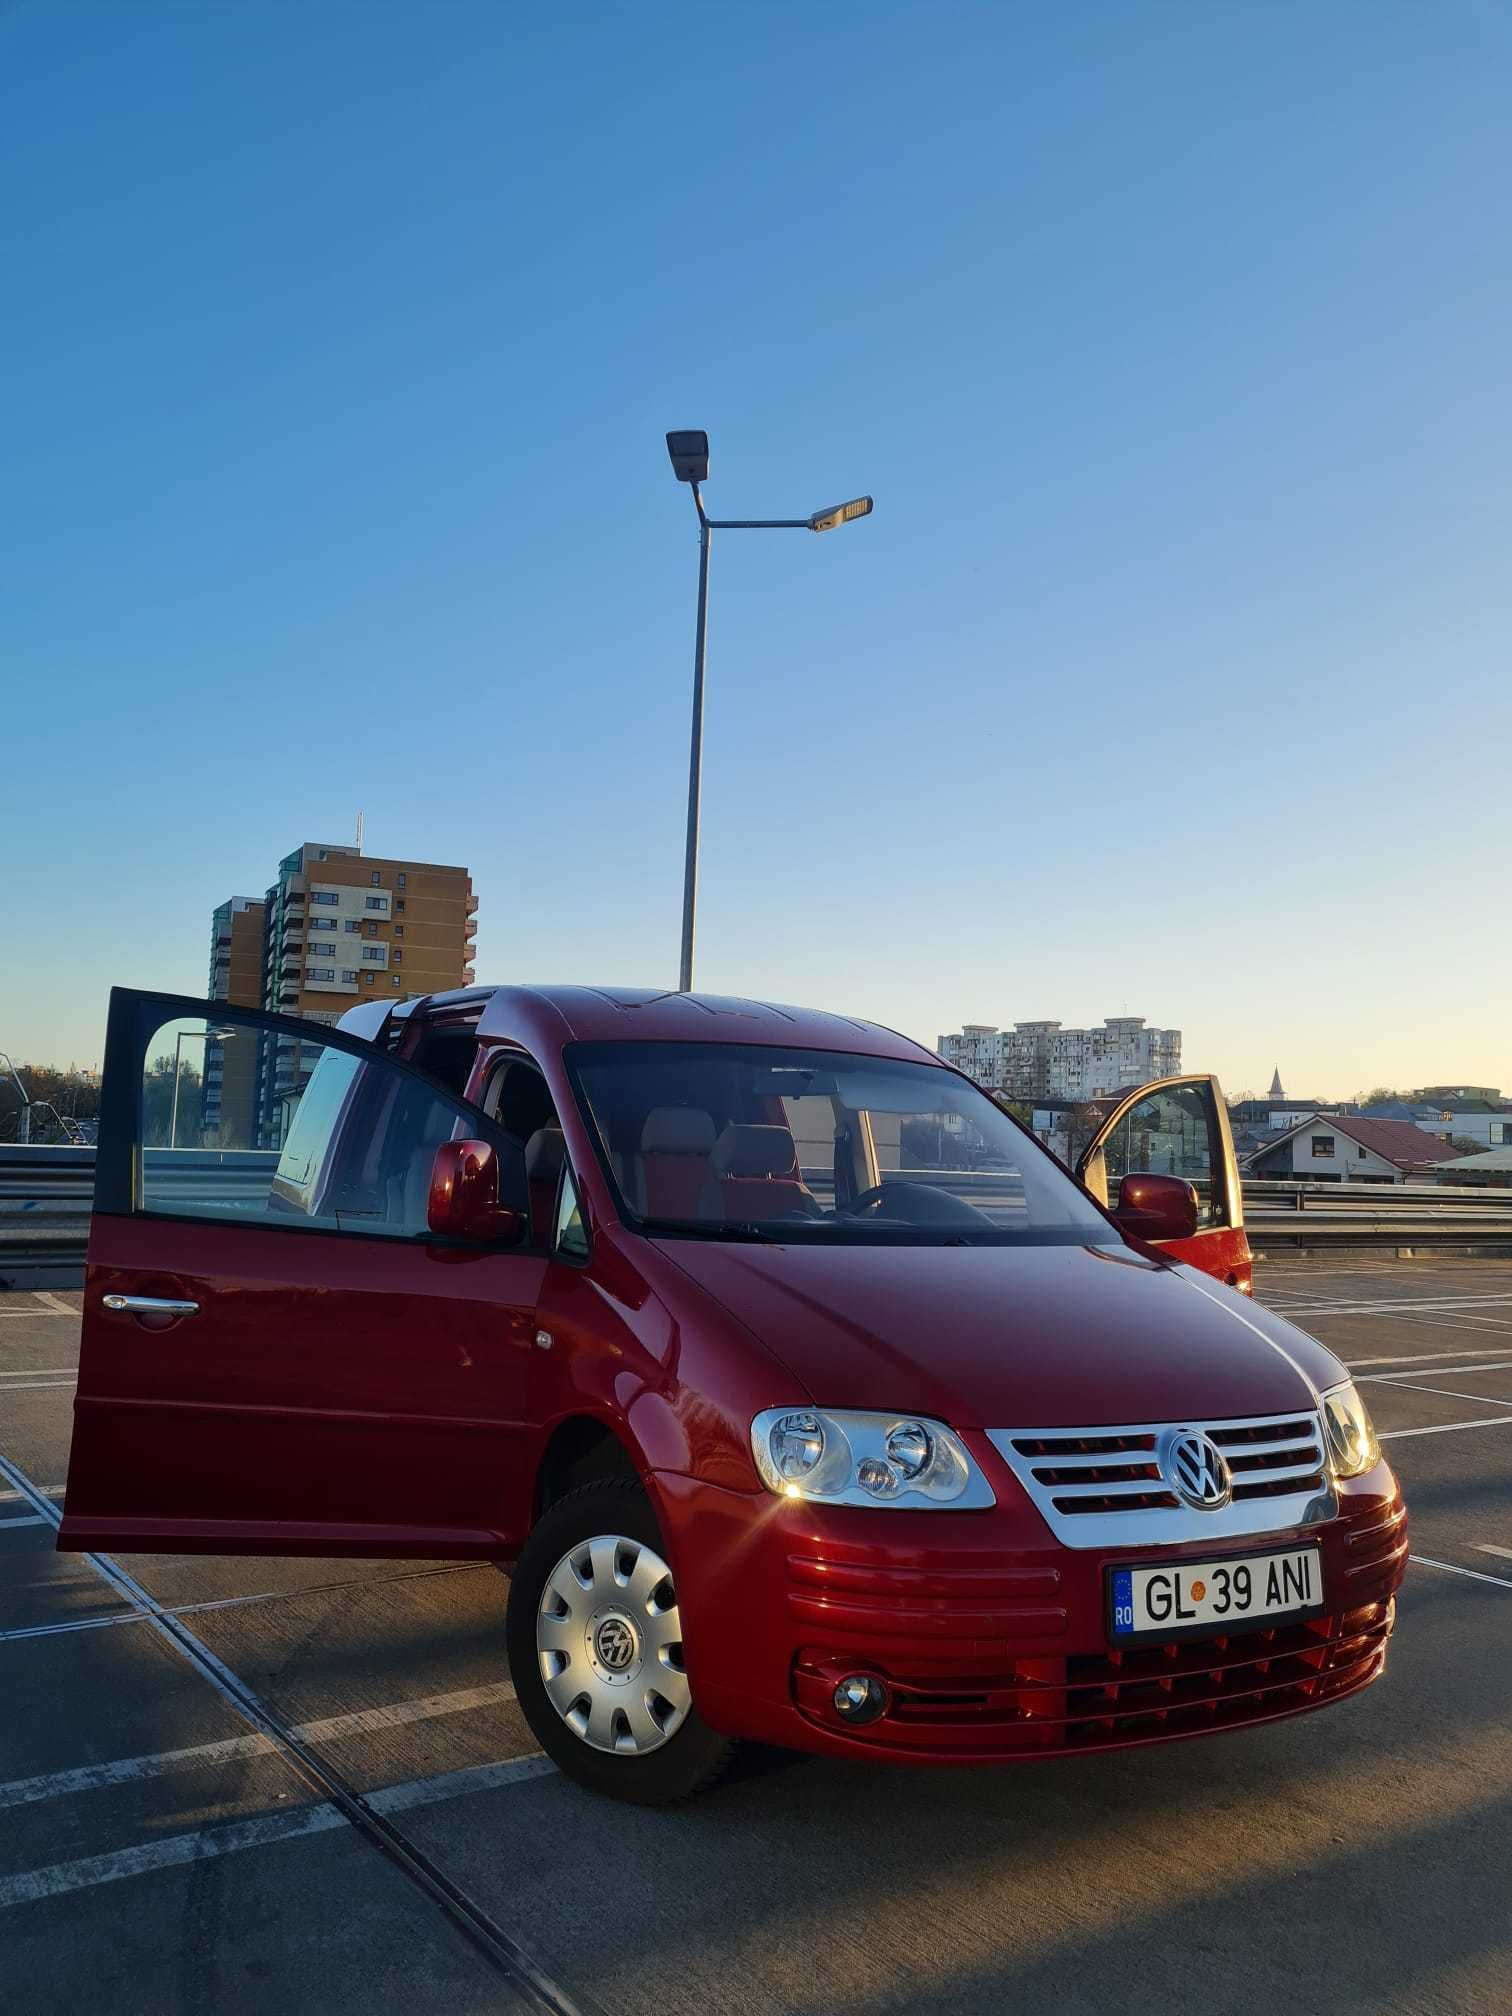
{"left": 594, "top": 1616, "right": 637, "bottom": 1672}
{"left": 1161, "top": 1428, "right": 1233, "bottom": 1510}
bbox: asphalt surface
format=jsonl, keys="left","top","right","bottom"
{"left": 3, "top": 1258, "right": 1511, "bottom": 2016}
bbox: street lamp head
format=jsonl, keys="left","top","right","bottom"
{"left": 808, "top": 495, "right": 874, "bottom": 533}
{"left": 666, "top": 430, "right": 710, "bottom": 485}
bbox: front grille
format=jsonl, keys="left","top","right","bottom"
{"left": 987, "top": 1411, "right": 1333, "bottom": 1548}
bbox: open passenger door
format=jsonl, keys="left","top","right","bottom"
{"left": 58, "top": 988, "right": 547, "bottom": 1558}
{"left": 1076, "top": 1074, "right": 1252, "bottom": 1294}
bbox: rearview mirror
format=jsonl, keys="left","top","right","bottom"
{"left": 1113, "top": 1172, "right": 1199, "bottom": 1243}
{"left": 427, "top": 1139, "right": 525, "bottom": 1246}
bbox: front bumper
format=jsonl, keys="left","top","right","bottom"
{"left": 651, "top": 1456, "right": 1407, "bottom": 1765}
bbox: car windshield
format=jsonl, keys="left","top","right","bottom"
{"left": 568, "top": 1041, "right": 1118, "bottom": 1246}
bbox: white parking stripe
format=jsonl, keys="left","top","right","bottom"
{"left": 1277, "top": 1296, "right": 1512, "bottom": 1318}
{"left": 1411, "top": 1556, "right": 1512, "bottom": 1591}
{"left": 1349, "top": 1350, "right": 1512, "bottom": 1371}
{"left": 34, "top": 1294, "right": 77, "bottom": 1316}
{"left": 0, "top": 1680, "right": 518, "bottom": 1813}
{"left": 0, "top": 1755, "right": 554, "bottom": 1910}
{"left": 0, "top": 1370, "right": 77, "bottom": 1379}
{"left": 0, "top": 1380, "right": 77, "bottom": 1392}
{"left": 0, "top": 1486, "right": 64, "bottom": 1503}
{"left": 1366, "top": 1380, "right": 1512, "bottom": 1408}
{"left": 0, "top": 1562, "right": 486, "bottom": 1644}
{"left": 1381, "top": 1415, "right": 1512, "bottom": 1441}
{"left": 1474, "top": 1546, "right": 1512, "bottom": 1562}
{"left": 0, "top": 1514, "right": 49, "bottom": 1530}
{"left": 1368, "top": 1359, "right": 1512, "bottom": 1380}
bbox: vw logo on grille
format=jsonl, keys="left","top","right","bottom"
{"left": 594, "top": 1617, "right": 637, "bottom": 1671}
{"left": 1161, "top": 1428, "right": 1233, "bottom": 1510}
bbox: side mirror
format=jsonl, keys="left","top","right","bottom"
{"left": 1113, "top": 1172, "right": 1199, "bottom": 1243}
{"left": 427, "top": 1139, "right": 525, "bottom": 1246}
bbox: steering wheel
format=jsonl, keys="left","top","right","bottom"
{"left": 837, "top": 1184, "right": 890, "bottom": 1218}
{"left": 836, "top": 1181, "right": 995, "bottom": 1226}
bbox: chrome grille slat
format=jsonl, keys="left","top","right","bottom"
{"left": 988, "top": 1411, "right": 1334, "bottom": 1549}
{"left": 1219, "top": 1433, "right": 1318, "bottom": 1456}
{"left": 1046, "top": 1480, "right": 1171, "bottom": 1501}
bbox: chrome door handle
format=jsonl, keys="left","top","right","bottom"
{"left": 103, "top": 1295, "right": 200, "bottom": 1317}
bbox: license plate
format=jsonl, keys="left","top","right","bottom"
{"left": 1109, "top": 1545, "right": 1322, "bottom": 1644}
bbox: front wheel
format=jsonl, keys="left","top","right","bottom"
{"left": 506, "top": 1477, "right": 736, "bottom": 1804}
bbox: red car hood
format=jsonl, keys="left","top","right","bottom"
{"left": 654, "top": 1236, "right": 1344, "bottom": 1428}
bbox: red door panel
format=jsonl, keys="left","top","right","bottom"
{"left": 64, "top": 1214, "right": 544, "bottom": 1556}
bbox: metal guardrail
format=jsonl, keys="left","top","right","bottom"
{"left": 0, "top": 1147, "right": 279, "bottom": 1289}
{"left": 3, "top": 1147, "right": 1511, "bottom": 1290}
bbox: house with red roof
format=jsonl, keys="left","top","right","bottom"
{"left": 1244, "top": 1114, "right": 1464, "bottom": 1184}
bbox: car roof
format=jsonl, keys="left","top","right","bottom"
{"left": 470, "top": 985, "right": 937, "bottom": 1064}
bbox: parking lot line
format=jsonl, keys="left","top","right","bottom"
{"left": 1381, "top": 1415, "right": 1512, "bottom": 1441}
{"left": 33, "top": 1294, "right": 78, "bottom": 1316}
{"left": 1365, "top": 1380, "right": 1512, "bottom": 1407}
{"left": 1357, "top": 1357, "right": 1512, "bottom": 1380}
{"left": 0, "top": 1679, "right": 519, "bottom": 1813}
{"left": 1475, "top": 1545, "right": 1512, "bottom": 1562}
{"left": 1275, "top": 1295, "right": 1512, "bottom": 1319}
{"left": 1410, "top": 1555, "right": 1512, "bottom": 1592}
{"left": 0, "top": 1562, "right": 487, "bottom": 1644}
{"left": 0, "top": 1754, "right": 555, "bottom": 1913}
{"left": 0, "top": 1514, "right": 49, "bottom": 1530}
{"left": 0, "top": 1378, "right": 77, "bottom": 1391}
{"left": 0, "top": 1448, "right": 582, "bottom": 2013}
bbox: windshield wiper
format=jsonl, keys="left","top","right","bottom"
{"left": 643, "top": 1219, "right": 779, "bottom": 1243}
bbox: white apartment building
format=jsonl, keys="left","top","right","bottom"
{"left": 938, "top": 1017, "right": 1181, "bottom": 1101}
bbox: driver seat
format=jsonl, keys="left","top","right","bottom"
{"left": 699, "top": 1124, "right": 819, "bottom": 1223}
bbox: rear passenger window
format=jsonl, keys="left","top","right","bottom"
{"left": 135, "top": 1009, "right": 522, "bottom": 1239}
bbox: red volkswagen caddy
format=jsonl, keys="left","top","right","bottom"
{"left": 60, "top": 985, "right": 1407, "bottom": 1803}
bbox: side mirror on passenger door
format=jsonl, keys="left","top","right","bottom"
{"left": 427, "top": 1140, "right": 526, "bottom": 1246}
{"left": 1113, "top": 1172, "right": 1199, "bottom": 1243}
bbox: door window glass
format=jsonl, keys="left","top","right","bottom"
{"left": 1097, "top": 1084, "right": 1225, "bottom": 1228}
{"left": 136, "top": 1011, "right": 520, "bottom": 1238}
{"left": 555, "top": 1166, "right": 590, "bottom": 1260}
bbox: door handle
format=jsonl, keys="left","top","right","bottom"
{"left": 103, "top": 1295, "right": 201, "bottom": 1318}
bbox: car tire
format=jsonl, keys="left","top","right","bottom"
{"left": 506, "top": 1477, "right": 737, "bottom": 1805}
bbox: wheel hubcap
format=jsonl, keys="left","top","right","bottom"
{"left": 536, "top": 1534, "right": 691, "bottom": 1755}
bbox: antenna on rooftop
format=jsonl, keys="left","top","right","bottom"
{"left": 356, "top": 809, "right": 365, "bottom": 852}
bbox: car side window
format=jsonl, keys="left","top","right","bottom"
{"left": 135, "top": 1007, "right": 523, "bottom": 1239}
{"left": 554, "top": 1165, "right": 590, "bottom": 1261}
{"left": 1097, "top": 1084, "right": 1226, "bottom": 1229}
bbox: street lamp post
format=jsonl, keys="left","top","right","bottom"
{"left": 168, "top": 1025, "right": 235, "bottom": 1148}
{"left": 665, "top": 430, "right": 872, "bottom": 993}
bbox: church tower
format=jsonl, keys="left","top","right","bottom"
{"left": 1269, "top": 1067, "right": 1285, "bottom": 1100}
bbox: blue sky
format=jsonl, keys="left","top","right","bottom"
{"left": 3, "top": 2, "right": 1509, "bottom": 1097}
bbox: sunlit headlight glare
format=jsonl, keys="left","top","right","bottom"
{"left": 750, "top": 1409, "right": 994, "bottom": 1509}
{"left": 1321, "top": 1382, "right": 1380, "bottom": 1478}
{"left": 769, "top": 1412, "right": 825, "bottom": 1481}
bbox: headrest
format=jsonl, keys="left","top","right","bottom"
{"left": 712, "top": 1124, "right": 798, "bottom": 1180}
{"left": 640, "top": 1107, "right": 717, "bottom": 1155}
{"left": 524, "top": 1127, "right": 566, "bottom": 1185}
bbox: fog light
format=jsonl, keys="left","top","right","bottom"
{"left": 833, "top": 1673, "right": 889, "bottom": 1725}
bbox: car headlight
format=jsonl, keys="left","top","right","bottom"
{"left": 750, "top": 1409, "right": 995, "bottom": 1509}
{"left": 1321, "top": 1381, "right": 1381, "bottom": 1478}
